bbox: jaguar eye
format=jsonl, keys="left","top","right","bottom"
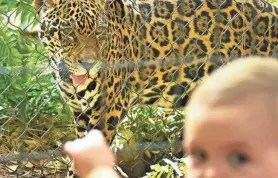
{"left": 63, "top": 27, "right": 75, "bottom": 36}
{"left": 60, "top": 29, "right": 76, "bottom": 45}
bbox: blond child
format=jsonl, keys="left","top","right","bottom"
{"left": 184, "top": 56, "right": 278, "bottom": 178}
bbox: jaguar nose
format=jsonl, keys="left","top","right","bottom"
{"left": 79, "top": 61, "right": 96, "bottom": 71}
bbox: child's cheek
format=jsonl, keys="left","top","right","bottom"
{"left": 186, "top": 167, "right": 203, "bottom": 178}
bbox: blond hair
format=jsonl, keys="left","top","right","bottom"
{"left": 188, "top": 56, "right": 278, "bottom": 109}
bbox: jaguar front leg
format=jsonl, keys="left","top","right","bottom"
{"left": 75, "top": 107, "right": 127, "bottom": 143}
{"left": 74, "top": 76, "right": 129, "bottom": 140}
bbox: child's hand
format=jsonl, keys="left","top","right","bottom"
{"left": 63, "top": 130, "right": 116, "bottom": 178}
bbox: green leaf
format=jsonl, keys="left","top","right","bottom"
{"left": 164, "top": 158, "right": 183, "bottom": 176}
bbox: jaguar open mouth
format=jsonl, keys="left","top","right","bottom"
{"left": 70, "top": 61, "right": 100, "bottom": 87}
{"left": 71, "top": 74, "right": 88, "bottom": 87}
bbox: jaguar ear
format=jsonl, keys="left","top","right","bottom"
{"left": 32, "top": 0, "right": 59, "bottom": 12}
{"left": 45, "top": 0, "right": 60, "bottom": 6}
{"left": 32, "top": 0, "right": 44, "bottom": 11}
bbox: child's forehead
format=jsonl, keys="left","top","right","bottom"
{"left": 185, "top": 97, "right": 278, "bottom": 138}
{"left": 184, "top": 103, "right": 278, "bottom": 151}
{"left": 188, "top": 93, "right": 275, "bottom": 120}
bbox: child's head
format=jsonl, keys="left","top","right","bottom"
{"left": 184, "top": 56, "right": 278, "bottom": 178}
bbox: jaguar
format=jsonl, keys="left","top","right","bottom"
{"left": 32, "top": 0, "right": 277, "bottom": 176}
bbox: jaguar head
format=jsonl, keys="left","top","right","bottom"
{"left": 33, "top": 0, "right": 107, "bottom": 86}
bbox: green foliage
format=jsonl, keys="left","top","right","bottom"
{"left": 121, "top": 106, "right": 184, "bottom": 143}
{"left": 144, "top": 158, "right": 187, "bottom": 178}
{"left": 113, "top": 106, "right": 186, "bottom": 177}
{"left": 0, "top": 0, "right": 75, "bottom": 154}
{"left": 0, "top": 0, "right": 36, "bottom": 24}
{"left": 113, "top": 106, "right": 184, "bottom": 151}
{"left": 268, "top": 0, "right": 278, "bottom": 4}
{"left": 0, "top": 0, "right": 71, "bottom": 122}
